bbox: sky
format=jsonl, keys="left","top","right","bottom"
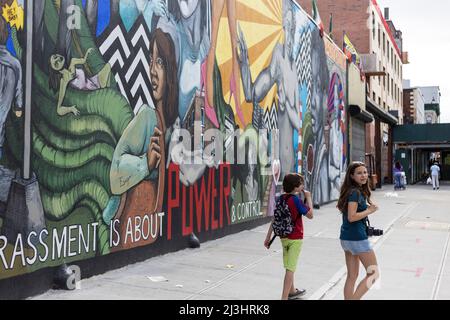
{"left": 376, "top": 0, "right": 450, "bottom": 123}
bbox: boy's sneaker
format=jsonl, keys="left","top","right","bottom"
{"left": 288, "top": 288, "right": 306, "bottom": 300}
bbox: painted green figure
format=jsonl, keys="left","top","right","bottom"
{"left": 49, "top": 48, "right": 112, "bottom": 116}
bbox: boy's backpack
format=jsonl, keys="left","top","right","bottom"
{"left": 272, "top": 195, "right": 296, "bottom": 238}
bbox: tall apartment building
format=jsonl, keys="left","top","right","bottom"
{"left": 420, "top": 86, "right": 441, "bottom": 124}
{"left": 297, "top": 0, "right": 406, "bottom": 187}
{"left": 403, "top": 86, "right": 426, "bottom": 124}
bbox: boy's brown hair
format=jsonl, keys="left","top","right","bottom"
{"left": 283, "top": 174, "right": 305, "bottom": 193}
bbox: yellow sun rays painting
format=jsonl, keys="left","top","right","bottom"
{"left": 216, "top": 0, "right": 283, "bottom": 128}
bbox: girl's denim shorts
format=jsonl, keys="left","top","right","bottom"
{"left": 340, "top": 239, "right": 373, "bottom": 255}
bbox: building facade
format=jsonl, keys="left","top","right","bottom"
{"left": 403, "top": 86, "right": 425, "bottom": 124}
{"left": 297, "top": 0, "right": 405, "bottom": 187}
{"left": 420, "top": 86, "right": 441, "bottom": 124}
{"left": 348, "top": 62, "right": 374, "bottom": 163}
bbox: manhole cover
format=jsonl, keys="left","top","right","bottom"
{"left": 405, "top": 221, "right": 450, "bottom": 231}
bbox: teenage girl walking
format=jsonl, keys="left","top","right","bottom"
{"left": 337, "top": 162, "right": 380, "bottom": 300}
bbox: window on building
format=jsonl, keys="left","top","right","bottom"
{"left": 378, "top": 60, "right": 381, "bottom": 84}
{"left": 378, "top": 25, "right": 381, "bottom": 47}
{"left": 391, "top": 79, "right": 394, "bottom": 96}
{"left": 378, "top": 97, "right": 381, "bottom": 106}
{"left": 201, "top": 107, "right": 205, "bottom": 127}
{"left": 373, "top": 92, "right": 376, "bottom": 101}
{"left": 391, "top": 48, "right": 394, "bottom": 66}
{"left": 383, "top": 102, "right": 386, "bottom": 110}
{"left": 387, "top": 74, "right": 390, "bottom": 93}
{"left": 372, "top": 12, "right": 376, "bottom": 39}
{"left": 383, "top": 32, "right": 386, "bottom": 53}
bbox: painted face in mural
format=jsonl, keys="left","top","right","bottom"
{"left": 177, "top": 0, "right": 199, "bottom": 19}
{"left": 50, "top": 54, "right": 65, "bottom": 71}
{"left": 310, "top": 35, "right": 328, "bottom": 137}
{"left": 150, "top": 44, "right": 166, "bottom": 102}
{"left": 284, "top": 8, "right": 295, "bottom": 61}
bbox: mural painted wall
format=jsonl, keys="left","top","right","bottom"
{"left": 0, "top": 0, "right": 347, "bottom": 281}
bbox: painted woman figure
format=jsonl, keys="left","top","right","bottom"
{"left": 49, "top": 48, "right": 112, "bottom": 116}
{"left": 156, "top": 0, "right": 211, "bottom": 123}
{"left": 104, "top": 28, "right": 179, "bottom": 250}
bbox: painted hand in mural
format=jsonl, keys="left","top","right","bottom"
{"left": 84, "top": 48, "right": 95, "bottom": 61}
{"left": 59, "top": 105, "right": 80, "bottom": 117}
{"left": 150, "top": 0, "right": 168, "bottom": 18}
{"left": 236, "top": 25, "right": 253, "bottom": 103}
{"left": 147, "top": 126, "right": 163, "bottom": 171}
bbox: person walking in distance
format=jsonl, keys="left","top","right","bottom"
{"left": 264, "top": 174, "right": 314, "bottom": 300}
{"left": 393, "top": 161, "right": 405, "bottom": 190}
{"left": 337, "top": 162, "right": 380, "bottom": 300}
{"left": 430, "top": 162, "right": 441, "bottom": 190}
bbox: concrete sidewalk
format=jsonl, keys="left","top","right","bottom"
{"left": 32, "top": 184, "right": 450, "bottom": 300}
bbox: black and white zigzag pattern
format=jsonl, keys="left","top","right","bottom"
{"left": 97, "top": 16, "right": 153, "bottom": 113}
{"left": 296, "top": 28, "right": 312, "bottom": 110}
{"left": 264, "top": 103, "right": 278, "bottom": 130}
{"left": 252, "top": 103, "right": 265, "bottom": 130}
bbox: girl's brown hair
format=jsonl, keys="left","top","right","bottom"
{"left": 149, "top": 28, "right": 179, "bottom": 128}
{"left": 337, "top": 162, "right": 372, "bottom": 213}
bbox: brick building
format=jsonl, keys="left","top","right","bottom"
{"left": 403, "top": 86, "right": 425, "bottom": 125}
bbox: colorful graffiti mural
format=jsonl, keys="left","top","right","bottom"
{"left": 0, "top": 0, "right": 347, "bottom": 282}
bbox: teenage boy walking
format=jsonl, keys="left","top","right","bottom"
{"left": 264, "top": 173, "right": 313, "bottom": 300}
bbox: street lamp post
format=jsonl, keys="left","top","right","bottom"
{"left": 23, "top": 0, "right": 32, "bottom": 180}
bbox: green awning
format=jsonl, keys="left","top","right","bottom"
{"left": 393, "top": 124, "right": 450, "bottom": 144}
{"left": 425, "top": 103, "right": 440, "bottom": 117}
